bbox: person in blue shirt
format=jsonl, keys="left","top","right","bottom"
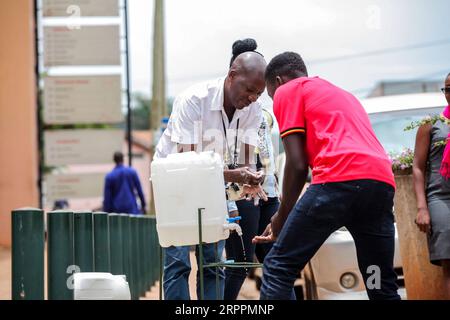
{"left": 103, "top": 152, "right": 146, "bottom": 214}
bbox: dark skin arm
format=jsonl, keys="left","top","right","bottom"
{"left": 253, "top": 133, "right": 308, "bottom": 243}
{"left": 412, "top": 124, "right": 432, "bottom": 234}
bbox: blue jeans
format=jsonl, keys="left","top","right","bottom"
{"left": 224, "top": 197, "right": 280, "bottom": 300}
{"left": 260, "top": 180, "right": 400, "bottom": 300}
{"left": 163, "top": 241, "right": 225, "bottom": 300}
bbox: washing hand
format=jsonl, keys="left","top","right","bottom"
{"left": 239, "top": 167, "right": 265, "bottom": 185}
{"left": 240, "top": 184, "right": 268, "bottom": 205}
{"left": 252, "top": 223, "right": 276, "bottom": 244}
{"left": 252, "top": 212, "right": 283, "bottom": 244}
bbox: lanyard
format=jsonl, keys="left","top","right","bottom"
{"left": 221, "top": 115, "right": 240, "bottom": 167}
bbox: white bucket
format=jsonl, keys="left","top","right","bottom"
{"left": 73, "top": 273, "right": 131, "bottom": 300}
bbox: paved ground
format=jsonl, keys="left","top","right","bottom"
{"left": 0, "top": 247, "right": 11, "bottom": 300}
{"left": 0, "top": 247, "right": 259, "bottom": 300}
{"left": 144, "top": 251, "right": 260, "bottom": 300}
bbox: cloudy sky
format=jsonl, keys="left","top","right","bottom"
{"left": 128, "top": 0, "right": 449, "bottom": 102}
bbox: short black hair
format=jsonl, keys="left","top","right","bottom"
{"left": 229, "top": 38, "right": 263, "bottom": 67}
{"left": 265, "top": 52, "right": 308, "bottom": 84}
{"left": 113, "top": 151, "right": 124, "bottom": 164}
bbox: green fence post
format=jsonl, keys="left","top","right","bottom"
{"left": 144, "top": 216, "right": 151, "bottom": 292}
{"left": 150, "top": 216, "right": 163, "bottom": 300}
{"left": 149, "top": 216, "right": 157, "bottom": 285}
{"left": 142, "top": 217, "right": 148, "bottom": 290}
{"left": 73, "top": 211, "right": 94, "bottom": 273}
{"left": 119, "top": 214, "right": 132, "bottom": 290}
{"left": 47, "top": 210, "right": 74, "bottom": 300}
{"left": 155, "top": 218, "right": 162, "bottom": 286}
{"left": 11, "top": 208, "right": 45, "bottom": 300}
{"left": 93, "top": 212, "right": 110, "bottom": 272}
{"left": 138, "top": 216, "right": 146, "bottom": 296}
{"left": 109, "top": 213, "right": 123, "bottom": 275}
{"left": 130, "top": 215, "right": 140, "bottom": 300}
{"left": 145, "top": 217, "right": 152, "bottom": 290}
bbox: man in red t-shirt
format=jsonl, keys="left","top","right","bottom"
{"left": 253, "top": 52, "right": 400, "bottom": 300}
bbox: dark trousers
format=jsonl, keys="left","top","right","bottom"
{"left": 260, "top": 180, "right": 401, "bottom": 300}
{"left": 224, "top": 197, "right": 279, "bottom": 300}
{"left": 163, "top": 241, "right": 225, "bottom": 300}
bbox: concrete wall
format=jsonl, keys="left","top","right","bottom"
{"left": 0, "top": 0, "right": 39, "bottom": 247}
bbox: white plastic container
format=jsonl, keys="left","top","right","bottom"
{"left": 151, "top": 151, "right": 230, "bottom": 247}
{"left": 73, "top": 273, "right": 131, "bottom": 300}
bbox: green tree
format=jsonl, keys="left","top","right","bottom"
{"left": 131, "top": 93, "right": 151, "bottom": 130}
{"left": 131, "top": 93, "right": 174, "bottom": 130}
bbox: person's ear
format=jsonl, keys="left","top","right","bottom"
{"left": 276, "top": 76, "right": 283, "bottom": 87}
{"left": 228, "top": 68, "right": 237, "bottom": 79}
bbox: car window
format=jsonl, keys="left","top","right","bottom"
{"left": 368, "top": 107, "right": 443, "bottom": 153}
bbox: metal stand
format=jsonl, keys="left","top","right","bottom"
{"left": 197, "top": 208, "right": 263, "bottom": 300}
{"left": 159, "top": 245, "right": 163, "bottom": 300}
{"left": 215, "top": 242, "right": 220, "bottom": 300}
{"left": 157, "top": 207, "right": 264, "bottom": 300}
{"left": 198, "top": 208, "right": 205, "bottom": 300}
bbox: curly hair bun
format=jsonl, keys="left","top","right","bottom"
{"left": 232, "top": 38, "right": 258, "bottom": 57}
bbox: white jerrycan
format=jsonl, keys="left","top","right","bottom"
{"left": 73, "top": 273, "right": 131, "bottom": 300}
{"left": 150, "top": 151, "right": 230, "bottom": 247}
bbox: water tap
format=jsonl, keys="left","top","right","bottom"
{"left": 224, "top": 218, "right": 243, "bottom": 236}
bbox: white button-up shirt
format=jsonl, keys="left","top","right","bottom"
{"left": 155, "top": 77, "right": 262, "bottom": 163}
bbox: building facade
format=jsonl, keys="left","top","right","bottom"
{"left": 0, "top": 0, "right": 39, "bottom": 247}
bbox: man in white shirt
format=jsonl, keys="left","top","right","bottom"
{"left": 154, "top": 47, "right": 267, "bottom": 300}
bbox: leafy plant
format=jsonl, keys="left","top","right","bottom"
{"left": 404, "top": 114, "right": 449, "bottom": 149}
{"left": 404, "top": 114, "right": 448, "bottom": 131}
{"left": 389, "top": 148, "right": 414, "bottom": 172}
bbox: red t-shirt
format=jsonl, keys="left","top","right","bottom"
{"left": 273, "top": 77, "right": 395, "bottom": 188}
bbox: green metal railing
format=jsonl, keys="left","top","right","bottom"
{"left": 93, "top": 212, "right": 110, "bottom": 273}
{"left": 47, "top": 210, "right": 74, "bottom": 300}
{"left": 11, "top": 208, "right": 45, "bottom": 300}
{"left": 12, "top": 207, "right": 261, "bottom": 301}
{"left": 109, "top": 213, "right": 123, "bottom": 276}
{"left": 74, "top": 211, "right": 94, "bottom": 273}
{"left": 11, "top": 209, "right": 160, "bottom": 300}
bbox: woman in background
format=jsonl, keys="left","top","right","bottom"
{"left": 413, "top": 72, "right": 450, "bottom": 299}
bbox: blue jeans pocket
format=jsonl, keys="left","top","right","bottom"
{"left": 369, "top": 185, "right": 395, "bottom": 220}
{"left": 295, "top": 185, "right": 322, "bottom": 216}
{"left": 304, "top": 184, "right": 349, "bottom": 222}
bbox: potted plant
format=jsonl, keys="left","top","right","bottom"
{"left": 390, "top": 114, "right": 448, "bottom": 176}
{"left": 389, "top": 148, "right": 414, "bottom": 176}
